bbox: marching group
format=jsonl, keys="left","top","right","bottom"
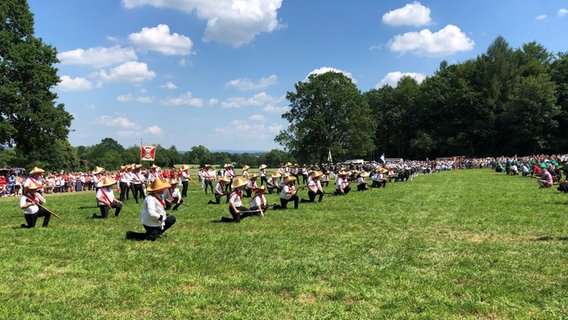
{"left": 14, "top": 159, "right": 448, "bottom": 240}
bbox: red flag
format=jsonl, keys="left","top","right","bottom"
{"left": 141, "top": 146, "right": 156, "bottom": 161}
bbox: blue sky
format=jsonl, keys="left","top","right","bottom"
{"left": 27, "top": 0, "right": 568, "bottom": 152}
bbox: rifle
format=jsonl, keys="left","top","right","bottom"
{"left": 37, "top": 203, "right": 62, "bottom": 220}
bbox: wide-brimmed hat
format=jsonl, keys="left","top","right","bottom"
{"left": 242, "top": 165, "right": 250, "bottom": 171}
{"left": 169, "top": 178, "right": 178, "bottom": 185}
{"left": 360, "top": 172, "right": 369, "bottom": 178}
{"left": 133, "top": 164, "right": 143, "bottom": 170}
{"left": 220, "top": 176, "right": 230, "bottom": 183}
{"left": 259, "top": 164, "right": 267, "bottom": 169}
{"left": 151, "top": 164, "right": 159, "bottom": 169}
{"left": 92, "top": 166, "right": 104, "bottom": 175}
{"left": 249, "top": 173, "right": 259, "bottom": 179}
{"left": 30, "top": 167, "right": 44, "bottom": 175}
{"left": 271, "top": 172, "right": 281, "bottom": 178}
{"left": 231, "top": 177, "right": 249, "bottom": 189}
{"left": 309, "top": 170, "right": 323, "bottom": 179}
{"left": 121, "top": 164, "right": 132, "bottom": 171}
{"left": 204, "top": 164, "right": 211, "bottom": 168}
{"left": 285, "top": 162, "right": 292, "bottom": 167}
{"left": 100, "top": 176, "right": 117, "bottom": 187}
{"left": 254, "top": 185, "right": 267, "bottom": 193}
{"left": 27, "top": 181, "right": 42, "bottom": 190}
{"left": 284, "top": 175, "right": 297, "bottom": 184}
{"left": 338, "top": 171, "right": 350, "bottom": 176}
{"left": 379, "top": 168, "right": 388, "bottom": 174}
{"left": 180, "top": 165, "right": 190, "bottom": 171}
{"left": 147, "top": 178, "right": 171, "bottom": 193}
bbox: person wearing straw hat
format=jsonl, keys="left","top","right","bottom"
{"left": 94, "top": 176, "right": 123, "bottom": 219}
{"left": 321, "top": 170, "right": 330, "bottom": 187}
{"left": 356, "top": 171, "right": 370, "bottom": 191}
{"left": 209, "top": 175, "right": 230, "bottom": 204}
{"left": 130, "top": 164, "right": 146, "bottom": 204}
{"left": 163, "top": 178, "right": 183, "bottom": 210}
{"left": 180, "top": 165, "right": 191, "bottom": 198}
{"left": 19, "top": 181, "right": 50, "bottom": 228}
{"left": 266, "top": 172, "right": 280, "bottom": 194}
{"left": 224, "top": 163, "right": 236, "bottom": 192}
{"left": 244, "top": 173, "right": 259, "bottom": 198}
{"left": 202, "top": 164, "right": 216, "bottom": 195}
{"left": 147, "top": 164, "right": 161, "bottom": 185}
{"left": 126, "top": 178, "right": 176, "bottom": 241}
{"left": 219, "top": 177, "right": 259, "bottom": 222}
{"left": 301, "top": 170, "right": 325, "bottom": 203}
{"left": 24, "top": 167, "right": 45, "bottom": 194}
{"left": 259, "top": 164, "right": 268, "bottom": 186}
{"left": 273, "top": 175, "right": 299, "bottom": 210}
{"left": 241, "top": 165, "right": 250, "bottom": 179}
{"left": 334, "top": 171, "right": 351, "bottom": 195}
{"left": 249, "top": 185, "right": 268, "bottom": 217}
{"left": 118, "top": 165, "right": 131, "bottom": 202}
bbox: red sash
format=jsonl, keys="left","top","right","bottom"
{"left": 101, "top": 188, "right": 113, "bottom": 205}
{"left": 25, "top": 194, "right": 37, "bottom": 204}
{"left": 152, "top": 194, "right": 165, "bottom": 208}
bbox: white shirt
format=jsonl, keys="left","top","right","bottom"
{"left": 140, "top": 194, "right": 166, "bottom": 227}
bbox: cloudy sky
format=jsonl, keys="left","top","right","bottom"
{"left": 27, "top": 0, "right": 568, "bottom": 152}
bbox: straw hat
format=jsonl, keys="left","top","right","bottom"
{"left": 360, "top": 172, "right": 369, "bottom": 178}
{"left": 27, "top": 181, "right": 42, "bottom": 190}
{"left": 285, "top": 162, "right": 292, "bottom": 167}
{"left": 271, "top": 172, "right": 281, "bottom": 178}
{"left": 309, "top": 170, "right": 323, "bottom": 179}
{"left": 133, "top": 164, "right": 143, "bottom": 170}
{"left": 147, "top": 178, "right": 171, "bottom": 193}
{"left": 220, "top": 176, "right": 230, "bottom": 183}
{"left": 231, "top": 177, "right": 249, "bottom": 189}
{"left": 380, "top": 168, "right": 388, "bottom": 174}
{"left": 204, "top": 164, "right": 211, "bottom": 168}
{"left": 249, "top": 173, "right": 259, "bottom": 179}
{"left": 100, "top": 176, "right": 117, "bottom": 187}
{"left": 259, "top": 164, "right": 267, "bottom": 169}
{"left": 242, "top": 165, "right": 250, "bottom": 171}
{"left": 284, "top": 175, "right": 297, "bottom": 184}
{"left": 338, "top": 171, "right": 349, "bottom": 176}
{"left": 92, "top": 166, "right": 104, "bottom": 175}
{"left": 180, "top": 165, "right": 190, "bottom": 171}
{"left": 169, "top": 178, "right": 178, "bottom": 185}
{"left": 30, "top": 167, "right": 44, "bottom": 175}
{"left": 151, "top": 164, "right": 159, "bottom": 169}
{"left": 254, "top": 185, "right": 267, "bottom": 193}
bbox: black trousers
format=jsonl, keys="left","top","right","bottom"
{"left": 203, "top": 179, "right": 214, "bottom": 194}
{"left": 306, "top": 190, "right": 324, "bottom": 202}
{"left": 119, "top": 182, "right": 130, "bottom": 201}
{"left": 260, "top": 176, "right": 267, "bottom": 186}
{"left": 22, "top": 208, "right": 51, "bottom": 228}
{"left": 127, "top": 214, "right": 176, "bottom": 241}
{"left": 95, "top": 201, "right": 123, "bottom": 218}
{"left": 181, "top": 181, "right": 188, "bottom": 198}
{"left": 276, "top": 195, "right": 299, "bottom": 209}
{"left": 131, "top": 183, "right": 145, "bottom": 203}
{"left": 220, "top": 206, "right": 259, "bottom": 223}
{"left": 165, "top": 198, "right": 183, "bottom": 210}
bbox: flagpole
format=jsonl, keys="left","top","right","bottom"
{"left": 140, "top": 138, "right": 143, "bottom": 162}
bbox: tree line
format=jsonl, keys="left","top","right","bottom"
{"left": 278, "top": 36, "right": 568, "bottom": 164}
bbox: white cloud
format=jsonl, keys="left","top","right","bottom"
{"left": 136, "top": 96, "right": 154, "bottom": 103}
{"left": 57, "top": 76, "right": 93, "bottom": 92}
{"left": 58, "top": 45, "right": 137, "bottom": 68}
{"left": 122, "top": 0, "right": 283, "bottom": 47}
{"left": 129, "top": 24, "right": 194, "bottom": 55}
{"left": 558, "top": 8, "right": 568, "bottom": 17}
{"left": 161, "top": 91, "right": 204, "bottom": 107}
{"left": 264, "top": 104, "right": 287, "bottom": 114}
{"left": 145, "top": 125, "right": 163, "bottom": 135}
{"left": 377, "top": 71, "right": 427, "bottom": 88}
{"left": 117, "top": 93, "right": 133, "bottom": 102}
{"left": 98, "top": 61, "right": 156, "bottom": 84}
{"left": 307, "top": 67, "right": 356, "bottom": 82}
{"left": 388, "top": 24, "right": 474, "bottom": 57}
{"left": 249, "top": 114, "right": 265, "bottom": 121}
{"left": 162, "top": 82, "right": 178, "bottom": 90}
{"left": 221, "top": 92, "right": 275, "bottom": 108}
{"left": 226, "top": 74, "right": 278, "bottom": 90}
{"left": 535, "top": 14, "right": 547, "bottom": 20}
{"left": 382, "top": 2, "right": 432, "bottom": 27}
{"left": 209, "top": 98, "right": 219, "bottom": 105}
{"left": 95, "top": 115, "right": 138, "bottom": 128}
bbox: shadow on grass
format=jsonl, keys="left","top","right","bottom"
{"left": 532, "top": 236, "right": 568, "bottom": 241}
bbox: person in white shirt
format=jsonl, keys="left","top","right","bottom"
{"left": 249, "top": 185, "right": 268, "bottom": 217}
{"left": 180, "top": 165, "right": 191, "bottom": 198}
{"left": 163, "top": 179, "right": 183, "bottom": 210}
{"left": 202, "top": 164, "right": 216, "bottom": 194}
{"left": 126, "top": 178, "right": 176, "bottom": 241}
{"left": 118, "top": 165, "right": 131, "bottom": 201}
{"left": 219, "top": 177, "right": 259, "bottom": 223}
{"left": 301, "top": 171, "right": 325, "bottom": 203}
{"left": 94, "top": 176, "right": 123, "bottom": 219}
{"left": 274, "top": 175, "right": 299, "bottom": 210}
{"left": 20, "top": 181, "right": 50, "bottom": 228}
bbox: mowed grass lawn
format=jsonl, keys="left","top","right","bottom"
{"left": 0, "top": 169, "right": 567, "bottom": 319}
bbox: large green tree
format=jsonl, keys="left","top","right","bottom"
{"left": 276, "top": 71, "right": 376, "bottom": 163}
{"left": 0, "top": 0, "right": 73, "bottom": 154}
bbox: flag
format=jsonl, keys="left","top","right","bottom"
{"left": 141, "top": 146, "right": 156, "bottom": 161}
{"left": 327, "top": 150, "right": 333, "bottom": 163}
{"left": 380, "top": 153, "right": 385, "bottom": 163}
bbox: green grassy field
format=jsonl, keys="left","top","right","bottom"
{"left": 1, "top": 169, "right": 567, "bottom": 319}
